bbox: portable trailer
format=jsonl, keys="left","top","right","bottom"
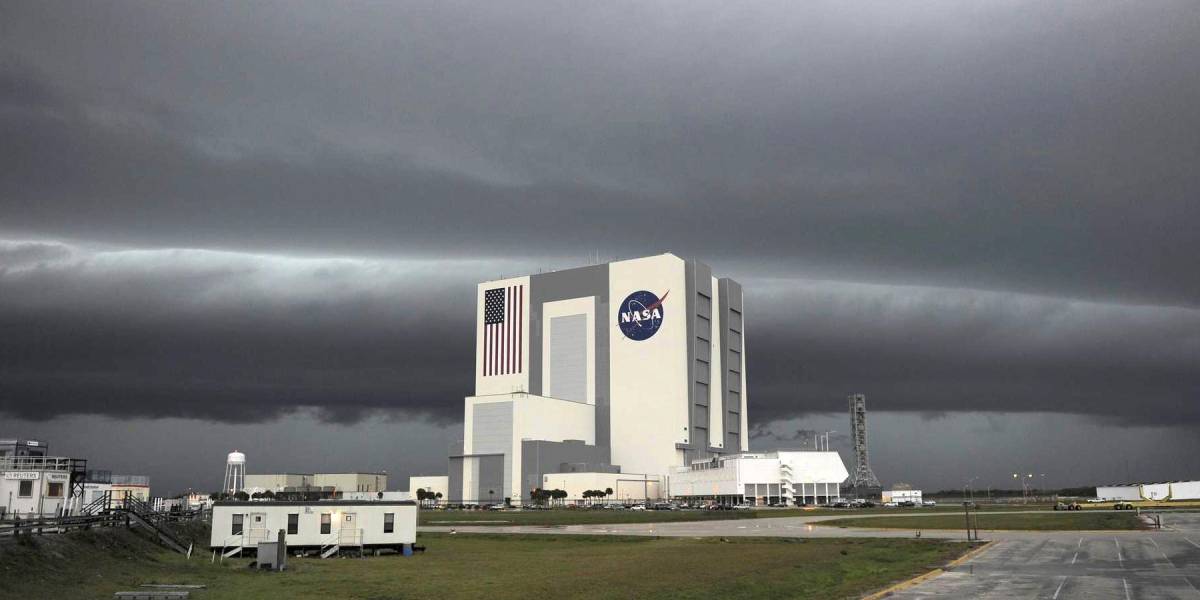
{"left": 210, "top": 500, "right": 416, "bottom": 559}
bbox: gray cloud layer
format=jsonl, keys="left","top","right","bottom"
{"left": 2, "top": 242, "right": 1196, "bottom": 427}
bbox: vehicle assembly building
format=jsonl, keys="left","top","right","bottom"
{"left": 449, "top": 253, "right": 750, "bottom": 504}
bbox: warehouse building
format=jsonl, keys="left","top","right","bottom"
{"left": 244, "top": 472, "right": 388, "bottom": 496}
{"left": 408, "top": 475, "right": 449, "bottom": 502}
{"left": 1096, "top": 481, "right": 1200, "bottom": 501}
{"left": 670, "top": 451, "right": 848, "bottom": 506}
{"left": 449, "top": 253, "right": 749, "bottom": 504}
{"left": 110, "top": 474, "right": 151, "bottom": 503}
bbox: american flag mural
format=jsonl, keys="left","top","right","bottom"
{"left": 482, "top": 284, "right": 523, "bottom": 376}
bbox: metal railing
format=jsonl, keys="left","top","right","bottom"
{"left": 338, "top": 527, "right": 363, "bottom": 547}
{"left": 0, "top": 456, "right": 77, "bottom": 471}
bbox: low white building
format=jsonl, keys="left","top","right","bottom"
{"left": 670, "top": 451, "right": 849, "bottom": 506}
{"left": 882, "top": 489, "right": 923, "bottom": 504}
{"left": 1096, "top": 481, "right": 1200, "bottom": 502}
{"left": 210, "top": 500, "right": 417, "bottom": 555}
{"left": 341, "top": 491, "right": 412, "bottom": 502}
{"left": 408, "top": 475, "right": 449, "bottom": 502}
{"left": 540, "top": 471, "right": 663, "bottom": 504}
{"left": 1, "top": 455, "right": 81, "bottom": 518}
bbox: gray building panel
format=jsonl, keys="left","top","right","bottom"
{"left": 447, "top": 456, "right": 464, "bottom": 503}
{"left": 528, "top": 264, "right": 611, "bottom": 458}
{"left": 549, "top": 314, "right": 588, "bottom": 402}
{"left": 681, "top": 259, "right": 716, "bottom": 462}
{"left": 718, "top": 277, "right": 744, "bottom": 451}
{"left": 471, "top": 401, "right": 513, "bottom": 499}
{"left": 476, "top": 454, "right": 506, "bottom": 504}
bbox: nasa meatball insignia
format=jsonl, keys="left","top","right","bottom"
{"left": 617, "top": 290, "right": 668, "bottom": 341}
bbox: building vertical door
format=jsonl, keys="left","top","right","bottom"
{"left": 248, "top": 512, "right": 268, "bottom": 544}
{"left": 339, "top": 512, "right": 360, "bottom": 546}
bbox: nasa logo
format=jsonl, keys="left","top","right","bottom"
{"left": 617, "top": 290, "right": 668, "bottom": 341}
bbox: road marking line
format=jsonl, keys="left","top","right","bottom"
{"left": 1071, "top": 552, "right": 1079, "bottom": 565}
{"left": 1186, "top": 538, "right": 1200, "bottom": 549}
{"left": 1115, "top": 538, "right": 1123, "bottom": 565}
{"left": 1123, "top": 577, "right": 1131, "bottom": 600}
{"left": 1077, "top": 537, "right": 1083, "bottom": 549}
{"left": 1053, "top": 577, "right": 1067, "bottom": 600}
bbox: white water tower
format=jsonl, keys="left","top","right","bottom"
{"left": 223, "top": 450, "right": 246, "bottom": 494}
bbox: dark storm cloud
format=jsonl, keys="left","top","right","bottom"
{"left": 0, "top": 1, "right": 1198, "bottom": 434}
{"left": 2, "top": 1, "right": 1199, "bottom": 305}
{"left": 745, "top": 279, "right": 1200, "bottom": 426}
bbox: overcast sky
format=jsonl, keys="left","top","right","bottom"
{"left": 2, "top": 1, "right": 1198, "bottom": 494}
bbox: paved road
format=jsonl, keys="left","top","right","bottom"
{"left": 890, "top": 512, "right": 1200, "bottom": 599}
{"left": 421, "top": 510, "right": 1200, "bottom": 598}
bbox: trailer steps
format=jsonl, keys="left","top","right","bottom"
{"left": 321, "top": 544, "right": 340, "bottom": 558}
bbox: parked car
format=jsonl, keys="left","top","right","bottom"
{"left": 922, "top": 501, "right": 937, "bottom": 507}
{"left": 733, "top": 504, "right": 752, "bottom": 510}
{"left": 629, "top": 504, "right": 646, "bottom": 511}
{"left": 883, "top": 501, "right": 898, "bottom": 508}
{"left": 768, "top": 502, "right": 789, "bottom": 508}
{"left": 899, "top": 501, "right": 916, "bottom": 508}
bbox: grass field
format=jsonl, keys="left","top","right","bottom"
{"left": 419, "top": 504, "right": 1053, "bottom": 527}
{"left": 817, "top": 511, "right": 1143, "bottom": 531}
{"left": 0, "top": 528, "right": 974, "bottom": 600}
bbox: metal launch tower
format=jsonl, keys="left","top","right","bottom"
{"left": 845, "top": 394, "right": 881, "bottom": 495}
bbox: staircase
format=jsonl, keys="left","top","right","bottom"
{"left": 320, "top": 533, "right": 340, "bottom": 558}
{"left": 81, "top": 490, "right": 112, "bottom": 516}
{"left": 116, "top": 496, "right": 190, "bottom": 555}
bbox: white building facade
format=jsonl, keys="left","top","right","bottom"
{"left": 670, "top": 451, "right": 848, "bottom": 506}
{"left": 1096, "top": 481, "right": 1200, "bottom": 502}
{"left": 1, "top": 456, "right": 83, "bottom": 518}
{"left": 450, "top": 253, "right": 749, "bottom": 504}
{"left": 210, "top": 500, "right": 417, "bottom": 552}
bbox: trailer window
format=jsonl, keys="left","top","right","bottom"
{"left": 287, "top": 513, "right": 298, "bottom": 535}
{"left": 18, "top": 480, "right": 33, "bottom": 497}
{"left": 384, "top": 513, "right": 394, "bottom": 533}
{"left": 47, "top": 482, "right": 64, "bottom": 497}
{"left": 231, "top": 514, "right": 244, "bottom": 535}
{"left": 320, "top": 513, "right": 331, "bottom": 534}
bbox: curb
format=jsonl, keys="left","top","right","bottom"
{"left": 861, "top": 540, "right": 994, "bottom": 599}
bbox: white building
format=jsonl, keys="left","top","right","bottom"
{"left": 541, "top": 471, "right": 663, "bottom": 504}
{"left": 243, "top": 472, "right": 388, "bottom": 495}
{"left": 670, "top": 451, "right": 848, "bottom": 506}
{"left": 882, "top": 489, "right": 923, "bottom": 504}
{"left": 1, "top": 455, "right": 82, "bottom": 518}
{"left": 408, "top": 475, "right": 449, "bottom": 501}
{"left": 450, "top": 253, "right": 749, "bottom": 504}
{"left": 209, "top": 500, "right": 417, "bottom": 555}
{"left": 1096, "top": 481, "right": 1200, "bottom": 502}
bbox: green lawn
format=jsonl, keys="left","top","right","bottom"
{"left": 818, "top": 511, "right": 1143, "bottom": 531}
{"left": 0, "top": 528, "right": 974, "bottom": 600}
{"left": 419, "top": 504, "right": 1054, "bottom": 527}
